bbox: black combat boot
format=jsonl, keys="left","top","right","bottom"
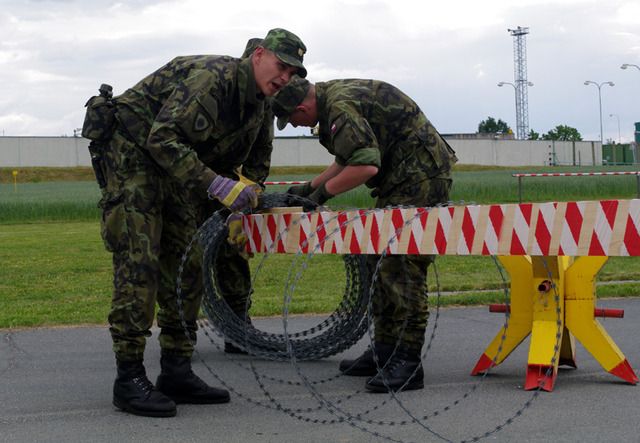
{"left": 339, "top": 342, "right": 396, "bottom": 376}
{"left": 113, "top": 360, "right": 177, "bottom": 417}
{"left": 224, "top": 341, "right": 248, "bottom": 354}
{"left": 364, "top": 348, "right": 424, "bottom": 393}
{"left": 224, "top": 312, "right": 251, "bottom": 354}
{"left": 156, "top": 353, "right": 230, "bottom": 404}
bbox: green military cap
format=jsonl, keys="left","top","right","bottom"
{"left": 241, "top": 37, "right": 263, "bottom": 59}
{"left": 261, "top": 28, "right": 307, "bottom": 78}
{"left": 272, "top": 76, "right": 310, "bottom": 130}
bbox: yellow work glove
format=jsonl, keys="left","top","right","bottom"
{"left": 208, "top": 175, "right": 258, "bottom": 212}
{"left": 226, "top": 213, "right": 253, "bottom": 260}
{"left": 237, "top": 173, "right": 263, "bottom": 194}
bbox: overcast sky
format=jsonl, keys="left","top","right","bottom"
{"left": 1, "top": 0, "right": 639, "bottom": 142}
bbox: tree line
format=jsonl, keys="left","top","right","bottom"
{"left": 477, "top": 117, "right": 582, "bottom": 141}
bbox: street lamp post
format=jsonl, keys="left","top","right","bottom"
{"left": 584, "top": 81, "right": 614, "bottom": 158}
{"left": 609, "top": 113, "right": 621, "bottom": 144}
{"left": 621, "top": 63, "right": 640, "bottom": 72}
{"left": 498, "top": 81, "right": 534, "bottom": 138}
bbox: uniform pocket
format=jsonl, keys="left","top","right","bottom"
{"left": 82, "top": 96, "right": 117, "bottom": 141}
{"left": 426, "top": 177, "right": 453, "bottom": 207}
{"left": 99, "top": 192, "right": 127, "bottom": 253}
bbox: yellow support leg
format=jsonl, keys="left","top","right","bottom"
{"left": 471, "top": 256, "right": 533, "bottom": 375}
{"left": 473, "top": 254, "right": 638, "bottom": 391}
{"left": 523, "top": 256, "right": 571, "bottom": 391}
{"left": 565, "top": 256, "right": 639, "bottom": 384}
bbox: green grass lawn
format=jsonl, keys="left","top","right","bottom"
{"left": 1, "top": 221, "right": 639, "bottom": 328}
{"left": 1, "top": 165, "right": 639, "bottom": 328}
{"left": 3, "top": 164, "right": 640, "bottom": 223}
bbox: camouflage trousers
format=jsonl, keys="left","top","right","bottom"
{"left": 370, "top": 173, "right": 452, "bottom": 352}
{"left": 99, "top": 128, "right": 250, "bottom": 362}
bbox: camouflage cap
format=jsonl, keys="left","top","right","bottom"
{"left": 241, "top": 38, "right": 263, "bottom": 59}
{"left": 272, "top": 76, "right": 311, "bottom": 130}
{"left": 261, "top": 28, "right": 307, "bottom": 78}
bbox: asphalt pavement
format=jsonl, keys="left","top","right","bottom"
{"left": 1, "top": 299, "right": 639, "bottom": 443}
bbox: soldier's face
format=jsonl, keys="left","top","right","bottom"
{"left": 253, "top": 48, "right": 299, "bottom": 96}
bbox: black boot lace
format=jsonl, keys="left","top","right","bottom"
{"left": 131, "top": 376, "right": 155, "bottom": 399}
{"left": 383, "top": 356, "right": 407, "bottom": 375}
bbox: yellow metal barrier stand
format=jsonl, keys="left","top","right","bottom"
{"left": 472, "top": 255, "right": 639, "bottom": 391}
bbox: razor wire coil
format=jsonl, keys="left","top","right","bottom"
{"left": 174, "top": 194, "right": 565, "bottom": 442}
{"left": 198, "top": 193, "right": 371, "bottom": 361}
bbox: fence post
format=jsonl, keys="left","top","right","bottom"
{"left": 518, "top": 175, "right": 523, "bottom": 204}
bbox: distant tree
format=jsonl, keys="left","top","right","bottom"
{"left": 478, "top": 117, "right": 511, "bottom": 134}
{"left": 542, "top": 125, "right": 582, "bottom": 141}
{"left": 528, "top": 129, "right": 540, "bottom": 140}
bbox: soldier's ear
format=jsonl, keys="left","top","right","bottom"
{"left": 252, "top": 47, "right": 265, "bottom": 65}
{"left": 296, "top": 104, "right": 310, "bottom": 115}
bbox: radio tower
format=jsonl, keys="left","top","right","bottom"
{"left": 508, "top": 26, "right": 531, "bottom": 140}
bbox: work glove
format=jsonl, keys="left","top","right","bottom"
{"left": 307, "top": 183, "right": 334, "bottom": 205}
{"left": 287, "top": 181, "right": 314, "bottom": 197}
{"left": 226, "top": 213, "right": 253, "bottom": 260}
{"left": 236, "top": 170, "right": 264, "bottom": 196}
{"left": 208, "top": 175, "right": 259, "bottom": 212}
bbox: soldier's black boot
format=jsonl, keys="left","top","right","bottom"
{"left": 156, "top": 353, "right": 230, "bottom": 404}
{"left": 364, "top": 348, "right": 424, "bottom": 393}
{"left": 113, "top": 360, "right": 177, "bottom": 417}
{"left": 224, "top": 341, "right": 248, "bottom": 354}
{"left": 339, "top": 342, "right": 395, "bottom": 376}
{"left": 224, "top": 312, "right": 251, "bottom": 354}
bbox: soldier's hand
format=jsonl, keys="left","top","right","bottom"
{"left": 287, "top": 182, "right": 314, "bottom": 197}
{"left": 226, "top": 213, "right": 253, "bottom": 260}
{"left": 307, "top": 183, "right": 334, "bottom": 205}
{"left": 208, "top": 175, "right": 259, "bottom": 212}
{"left": 237, "top": 172, "right": 264, "bottom": 196}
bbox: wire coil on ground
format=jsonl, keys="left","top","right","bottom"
{"left": 199, "top": 193, "right": 370, "bottom": 361}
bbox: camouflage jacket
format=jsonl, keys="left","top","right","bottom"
{"left": 114, "top": 55, "right": 272, "bottom": 192}
{"left": 315, "top": 79, "right": 457, "bottom": 189}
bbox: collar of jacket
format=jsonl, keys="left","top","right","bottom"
{"left": 237, "top": 56, "right": 264, "bottom": 121}
{"left": 315, "top": 82, "right": 332, "bottom": 143}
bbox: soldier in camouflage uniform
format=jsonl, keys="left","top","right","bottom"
{"left": 216, "top": 37, "right": 279, "bottom": 356}
{"left": 84, "top": 28, "right": 307, "bottom": 417}
{"left": 272, "top": 76, "right": 457, "bottom": 393}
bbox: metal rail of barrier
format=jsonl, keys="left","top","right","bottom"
{"left": 513, "top": 171, "right": 640, "bottom": 203}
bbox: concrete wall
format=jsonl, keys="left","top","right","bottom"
{"left": 269, "top": 137, "right": 334, "bottom": 166}
{"left": 0, "top": 136, "right": 91, "bottom": 167}
{"left": 0, "top": 136, "right": 601, "bottom": 168}
{"left": 450, "top": 139, "right": 601, "bottom": 166}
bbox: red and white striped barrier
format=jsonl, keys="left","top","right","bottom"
{"left": 243, "top": 199, "right": 640, "bottom": 256}
{"left": 263, "top": 181, "right": 309, "bottom": 186}
{"left": 512, "top": 172, "right": 640, "bottom": 178}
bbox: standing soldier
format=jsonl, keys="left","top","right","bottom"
{"left": 218, "top": 36, "right": 278, "bottom": 355}
{"left": 272, "top": 76, "right": 457, "bottom": 392}
{"left": 82, "top": 28, "right": 307, "bottom": 417}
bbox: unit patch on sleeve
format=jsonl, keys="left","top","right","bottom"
{"left": 194, "top": 112, "right": 210, "bottom": 132}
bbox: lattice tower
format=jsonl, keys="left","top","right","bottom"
{"left": 509, "top": 26, "right": 530, "bottom": 140}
